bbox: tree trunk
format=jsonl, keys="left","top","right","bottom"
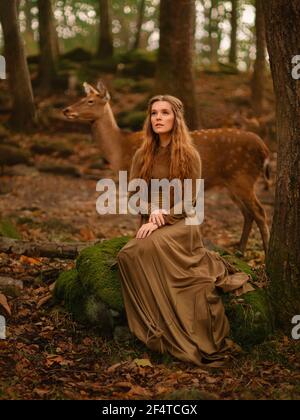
{"left": 251, "top": 0, "right": 266, "bottom": 116}
{"left": 209, "top": 0, "right": 220, "bottom": 71}
{"left": 37, "top": 0, "right": 58, "bottom": 92}
{"left": 155, "top": 0, "right": 200, "bottom": 129}
{"left": 0, "top": 0, "right": 37, "bottom": 131}
{"left": 132, "top": 0, "right": 146, "bottom": 51}
{"left": 263, "top": 0, "right": 300, "bottom": 329}
{"left": 97, "top": 0, "right": 113, "bottom": 59}
{"left": 229, "top": 0, "right": 238, "bottom": 66}
{"left": 23, "top": 0, "right": 36, "bottom": 55}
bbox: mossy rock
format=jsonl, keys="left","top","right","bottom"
{"left": 112, "top": 78, "right": 153, "bottom": 94}
{"left": 61, "top": 48, "right": 92, "bottom": 62}
{"left": 76, "top": 236, "right": 130, "bottom": 312}
{"left": 31, "top": 139, "right": 73, "bottom": 158}
{"left": 223, "top": 288, "right": 274, "bottom": 348}
{"left": 0, "top": 218, "right": 21, "bottom": 239}
{"left": 0, "top": 145, "right": 31, "bottom": 167}
{"left": 37, "top": 163, "right": 81, "bottom": 177}
{"left": 89, "top": 57, "right": 118, "bottom": 73}
{"left": 117, "top": 111, "right": 146, "bottom": 131}
{"left": 117, "top": 50, "right": 157, "bottom": 77}
{"left": 54, "top": 236, "right": 273, "bottom": 346}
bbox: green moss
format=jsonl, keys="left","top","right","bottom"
{"left": 0, "top": 218, "right": 21, "bottom": 239}
{"left": 224, "top": 288, "right": 274, "bottom": 348}
{"left": 76, "top": 236, "right": 131, "bottom": 312}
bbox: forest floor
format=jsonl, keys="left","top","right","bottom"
{"left": 0, "top": 71, "right": 299, "bottom": 400}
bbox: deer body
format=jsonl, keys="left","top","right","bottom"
{"left": 63, "top": 82, "right": 270, "bottom": 254}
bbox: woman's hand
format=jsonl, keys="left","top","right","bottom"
{"left": 149, "top": 209, "right": 168, "bottom": 227}
{"left": 136, "top": 222, "right": 158, "bottom": 239}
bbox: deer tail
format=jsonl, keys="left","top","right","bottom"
{"left": 263, "top": 157, "right": 271, "bottom": 190}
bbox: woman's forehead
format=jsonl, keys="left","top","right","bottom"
{"left": 151, "top": 101, "right": 173, "bottom": 111}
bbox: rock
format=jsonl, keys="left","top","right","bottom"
{"left": 30, "top": 139, "right": 73, "bottom": 158}
{"left": 0, "top": 145, "right": 30, "bottom": 170}
{"left": 54, "top": 236, "right": 273, "bottom": 346}
{"left": 37, "top": 163, "right": 81, "bottom": 177}
{"left": 0, "top": 276, "right": 23, "bottom": 297}
{"left": 0, "top": 218, "right": 21, "bottom": 240}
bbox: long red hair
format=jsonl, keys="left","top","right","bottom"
{"left": 137, "top": 95, "right": 200, "bottom": 183}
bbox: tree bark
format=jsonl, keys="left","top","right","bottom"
{"left": 0, "top": 0, "right": 37, "bottom": 131}
{"left": 37, "top": 0, "right": 59, "bottom": 91}
{"left": 229, "top": 0, "right": 238, "bottom": 66}
{"left": 97, "top": 0, "right": 113, "bottom": 59}
{"left": 251, "top": 0, "right": 266, "bottom": 116}
{"left": 132, "top": 0, "right": 146, "bottom": 51}
{"left": 263, "top": 0, "right": 300, "bottom": 329}
{"left": 155, "top": 0, "right": 200, "bottom": 129}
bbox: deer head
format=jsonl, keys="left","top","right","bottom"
{"left": 62, "top": 80, "right": 111, "bottom": 122}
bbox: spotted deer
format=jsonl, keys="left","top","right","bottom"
{"left": 63, "top": 81, "right": 271, "bottom": 255}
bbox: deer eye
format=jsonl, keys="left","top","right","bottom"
{"left": 88, "top": 100, "right": 94, "bottom": 105}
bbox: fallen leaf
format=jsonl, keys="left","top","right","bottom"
{"left": 34, "top": 388, "right": 50, "bottom": 398}
{"left": 133, "top": 358, "right": 153, "bottom": 368}
{"left": 0, "top": 293, "right": 11, "bottom": 316}
{"left": 37, "top": 294, "right": 52, "bottom": 309}
{"left": 106, "top": 362, "right": 122, "bottom": 373}
{"left": 113, "top": 381, "right": 132, "bottom": 389}
{"left": 20, "top": 255, "right": 41, "bottom": 265}
{"left": 127, "top": 385, "right": 153, "bottom": 398}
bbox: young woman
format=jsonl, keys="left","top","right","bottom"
{"left": 117, "top": 95, "right": 253, "bottom": 366}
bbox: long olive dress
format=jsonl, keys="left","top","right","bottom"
{"left": 117, "top": 142, "right": 253, "bottom": 366}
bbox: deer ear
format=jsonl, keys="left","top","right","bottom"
{"left": 83, "top": 82, "right": 99, "bottom": 96}
{"left": 83, "top": 82, "right": 92, "bottom": 95}
{"left": 96, "top": 80, "right": 110, "bottom": 101}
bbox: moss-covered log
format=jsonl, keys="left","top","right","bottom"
{"left": 54, "top": 236, "right": 274, "bottom": 346}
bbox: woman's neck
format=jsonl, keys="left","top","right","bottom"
{"left": 159, "top": 133, "right": 171, "bottom": 148}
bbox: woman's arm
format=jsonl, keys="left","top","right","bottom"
{"left": 163, "top": 151, "right": 202, "bottom": 225}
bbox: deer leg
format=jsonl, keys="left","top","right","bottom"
{"left": 251, "top": 195, "right": 270, "bottom": 255}
{"left": 227, "top": 182, "right": 269, "bottom": 255}
{"left": 226, "top": 189, "right": 254, "bottom": 253}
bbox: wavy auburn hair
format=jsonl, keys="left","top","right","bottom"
{"left": 137, "top": 95, "right": 199, "bottom": 183}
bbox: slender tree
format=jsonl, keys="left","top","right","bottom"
{"left": 229, "top": 0, "right": 238, "bottom": 67}
{"left": 37, "top": 0, "right": 59, "bottom": 91}
{"left": 251, "top": 0, "right": 266, "bottom": 116}
{"left": 208, "top": 0, "right": 220, "bottom": 71}
{"left": 263, "top": 0, "right": 300, "bottom": 329}
{"left": 156, "top": 0, "right": 200, "bottom": 129}
{"left": 97, "top": 0, "right": 113, "bottom": 59}
{"left": 132, "top": 0, "right": 146, "bottom": 51}
{"left": 0, "top": 0, "right": 36, "bottom": 131}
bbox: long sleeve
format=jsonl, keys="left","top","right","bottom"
{"left": 163, "top": 152, "right": 202, "bottom": 225}
{"left": 127, "top": 149, "right": 150, "bottom": 217}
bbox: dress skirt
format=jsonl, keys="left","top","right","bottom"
{"left": 117, "top": 217, "right": 253, "bottom": 366}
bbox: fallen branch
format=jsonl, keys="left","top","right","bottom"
{"left": 0, "top": 237, "right": 106, "bottom": 259}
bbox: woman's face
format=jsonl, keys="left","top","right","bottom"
{"left": 151, "top": 101, "right": 175, "bottom": 135}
